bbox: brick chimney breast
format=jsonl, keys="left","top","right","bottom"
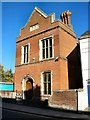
{"left": 60, "top": 10, "right": 72, "bottom": 29}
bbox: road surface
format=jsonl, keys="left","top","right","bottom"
{"left": 2, "top": 108, "right": 68, "bottom": 120}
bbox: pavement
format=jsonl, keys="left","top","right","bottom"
{"left": 1, "top": 102, "right": 90, "bottom": 120}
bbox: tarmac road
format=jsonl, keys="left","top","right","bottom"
{"left": 2, "top": 108, "right": 68, "bottom": 120}
{"left": 1, "top": 102, "right": 90, "bottom": 120}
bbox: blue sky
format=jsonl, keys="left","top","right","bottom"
{"left": 2, "top": 2, "right": 88, "bottom": 72}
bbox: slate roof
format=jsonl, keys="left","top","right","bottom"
{"left": 78, "top": 30, "right": 90, "bottom": 40}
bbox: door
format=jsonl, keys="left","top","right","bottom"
{"left": 88, "top": 84, "right": 90, "bottom": 106}
{"left": 24, "top": 78, "right": 33, "bottom": 100}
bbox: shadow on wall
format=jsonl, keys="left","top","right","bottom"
{"left": 67, "top": 44, "right": 83, "bottom": 89}
{"left": 24, "top": 84, "right": 41, "bottom": 100}
{"left": 23, "top": 84, "right": 48, "bottom": 107}
{"left": 34, "top": 84, "right": 41, "bottom": 100}
{"left": 24, "top": 89, "right": 33, "bottom": 100}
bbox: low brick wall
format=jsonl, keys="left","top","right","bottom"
{"left": 48, "top": 90, "right": 77, "bottom": 110}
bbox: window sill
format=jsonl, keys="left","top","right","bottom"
{"left": 42, "top": 94, "right": 52, "bottom": 97}
{"left": 40, "top": 57, "right": 54, "bottom": 62}
{"left": 21, "top": 62, "right": 30, "bottom": 65}
{"left": 16, "top": 58, "right": 55, "bottom": 67}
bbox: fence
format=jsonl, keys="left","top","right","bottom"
{"left": 0, "top": 91, "right": 16, "bottom": 99}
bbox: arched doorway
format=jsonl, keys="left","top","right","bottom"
{"left": 22, "top": 75, "right": 34, "bottom": 100}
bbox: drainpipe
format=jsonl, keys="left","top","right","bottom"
{"left": 76, "top": 89, "right": 78, "bottom": 112}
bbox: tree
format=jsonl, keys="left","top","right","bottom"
{"left": 4, "top": 69, "right": 13, "bottom": 82}
{"left": 0, "top": 64, "right": 4, "bottom": 82}
{"left": 0, "top": 64, "right": 13, "bottom": 82}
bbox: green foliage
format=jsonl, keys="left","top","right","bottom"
{"left": 0, "top": 64, "right": 13, "bottom": 82}
{"left": 0, "top": 64, "right": 4, "bottom": 81}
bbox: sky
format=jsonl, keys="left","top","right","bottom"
{"left": 1, "top": 2, "right": 89, "bottom": 72}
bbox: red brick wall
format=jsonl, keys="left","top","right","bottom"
{"left": 16, "top": 29, "right": 60, "bottom": 66}
{"left": 49, "top": 90, "right": 77, "bottom": 110}
{"left": 15, "top": 8, "right": 77, "bottom": 99}
{"left": 15, "top": 58, "right": 61, "bottom": 92}
{"left": 59, "top": 28, "right": 77, "bottom": 57}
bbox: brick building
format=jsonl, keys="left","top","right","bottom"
{"left": 15, "top": 7, "right": 82, "bottom": 100}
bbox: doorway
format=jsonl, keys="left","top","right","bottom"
{"left": 22, "top": 76, "right": 34, "bottom": 100}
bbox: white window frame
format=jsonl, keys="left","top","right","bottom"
{"left": 30, "top": 24, "right": 39, "bottom": 32}
{"left": 21, "top": 43, "right": 30, "bottom": 64}
{"left": 39, "top": 36, "right": 54, "bottom": 61}
{"left": 41, "top": 71, "right": 52, "bottom": 96}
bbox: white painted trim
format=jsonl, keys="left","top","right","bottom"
{"left": 24, "top": 75, "right": 35, "bottom": 84}
{"left": 40, "top": 72, "right": 43, "bottom": 96}
{"left": 39, "top": 35, "right": 54, "bottom": 61}
{"left": 21, "top": 46, "right": 23, "bottom": 64}
{"left": 30, "top": 24, "right": 39, "bottom": 32}
{"left": 52, "top": 35, "right": 54, "bottom": 58}
{"left": 28, "top": 43, "right": 30, "bottom": 63}
{"left": 22, "top": 79, "right": 25, "bottom": 99}
{"left": 0, "top": 82, "right": 13, "bottom": 84}
{"left": 39, "top": 39, "right": 42, "bottom": 61}
{"left": 40, "top": 71, "right": 52, "bottom": 97}
{"left": 51, "top": 70, "right": 53, "bottom": 96}
{"left": 34, "top": 7, "right": 48, "bottom": 18}
{"left": 21, "top": 43, "right": 30, "bottom": 64}
{"left": 22, "top": 75, "right": 35, "bottom": 99}
{"left": 51, "top": 13, "right": 55, "bottom": 23}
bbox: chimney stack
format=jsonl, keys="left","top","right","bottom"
{"left": 60, "top": 10, "right": 72, "bottom": 29}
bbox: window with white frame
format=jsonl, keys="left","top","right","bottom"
{"left": 21, "top": 44, "right": 30, "bottom": 64}
{"left": 40, "top": 37, "right": 54, "bottom": 60}
{"left": 30, "top": 24, "right": 39, "bottom": 32}
{"left": 42, "top": 71, "right": 51, "bottom": 95}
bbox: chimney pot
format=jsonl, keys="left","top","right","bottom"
{"left": 60, "top": 10, "right": 72, "bottom": 29}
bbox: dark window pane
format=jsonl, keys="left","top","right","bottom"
{"left": 44, "top": 83, "right": 47, "bottom": 94}
{"left": 42, "top": 49, "right": 45, "bottom": 59}
{"left": 46, "top": 48, "right": 48, "bottom": 58}
{"left": 50, "top": 47, "right": 52, "bottom": 57}
{"left": 27, "top": 45, "right": 28, "bottom": 53}
{"left": 24, "top": 53, "right": 26, "bottom": 63}
{"left": 42, "top": 37, "right": 53, "bottom": 59}
{"left": 49, "top": 38, "right": 52, "bottom": 46}
{"left": 41, "top": 37, "right": 53, "bottom": 60}
{"left": 26, "top": 53, "right": 28, "bottom": 62}
{"left": 43, "top": 73, "right": 46, "bottom": 82}
{"left": 42, "top": 40, "right": 45, "bottom": 48}
{"left": 48, "top": 83, "right": 51, "bottom": 94}
{"left": 24, "top": 46, "right": 26, "bottom": 54}
{"left": 46, "top": 40, "right": 48, "bottom": 47}
{"left": 43, "top": 72, "right": 51, "bottom": 95}
{"left": 23, "top": 45, "right": 29, "bottom": 63}
{"left": 48, "top": 73, "right": 51, "bottom": 82}
{"left": 27, "top": 45, "right": 28, "bottom": 62}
